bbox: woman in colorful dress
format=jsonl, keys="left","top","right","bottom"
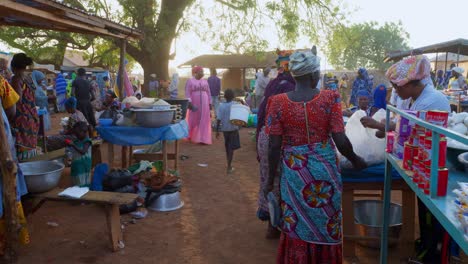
{"left": 265, "top": 49, "right": 366, "bottom": 264}
{"left": 350, "top": 67, "right": 373, "bottom": 107}
{"left": 185, "top": 66, "right": 212, "bottom": 145}
{"left": 0, "top": 75, "right": 30, "bottom": 254}
{"left": 10, "top": 53, "right": 39, "bottom": 161}
{"left": 256, "top": 50, "right": 295, "bottom": 238}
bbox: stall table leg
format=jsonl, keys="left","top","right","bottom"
{"left": 108, "top": 143, "right": 114, "bottom": 167}
{"left": 343, "top": 190, "right": 356, "bottom": 258}
{"left": 174, "top": 140, "right": 179, "bottom": 171}
{"left": 400, "top": 189, "right": 415, "bottom": 257}
{"left": 122, "top": 146, "right": 128, "bottom": 168}
{"left": 162, "top": 140, "right": 168, "bottom": 172}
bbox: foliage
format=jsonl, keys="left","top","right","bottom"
{"left": 326, "top": 21, "right": 410, "bottom": 71}
{"left": 0, "top": 0, "right": 345, "bottom": 81}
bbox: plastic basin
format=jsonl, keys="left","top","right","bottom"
{"left": 99, "top": 118, "right": 113, "bottom": 127}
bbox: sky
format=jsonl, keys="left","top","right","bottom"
{"left": 169, "top": 0, "right": 468, "bottom": 72}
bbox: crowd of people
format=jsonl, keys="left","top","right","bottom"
{"left": 0, "top": 42, "right": 465, "bottom": 262}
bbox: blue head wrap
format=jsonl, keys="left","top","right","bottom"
{"left": 373, "top": 84, "right": 387, "bottom": 109}
{"left": 31, "top": 70, "right": 45, "bottom": 90}
{"left": 65, "top": 96, "right": 77, "bottom": 109}
{"left": 357, "top": 89, "right": 370, "bottom": 98}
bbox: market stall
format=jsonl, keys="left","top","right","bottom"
{"left": 96, "top": 120, "right": 188, "bottom": 171}
{"left": 380, "top": 106, "right": 468, "bottom": 263}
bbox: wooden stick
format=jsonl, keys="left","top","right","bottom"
{"left": 0, "top": 110, "right": 19, "bottom": 261}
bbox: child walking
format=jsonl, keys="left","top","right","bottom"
{"left": 66, "top": 121, "right": 92, "bottom": 186}
{"left": 216, "top": 89, "right": 240, "bottom": 174}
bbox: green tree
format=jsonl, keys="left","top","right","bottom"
{"left": 326, "top": 21, "right": 410, "bottom": 71}
{"left": 0, "top": 0, "right": 345, "bottom": 90}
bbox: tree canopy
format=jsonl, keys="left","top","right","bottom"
{"left": 326, "top": 21, "right": 410, "bottom": 71}
{"left": 0, "top": 0, "right": 345, "bottom": 86}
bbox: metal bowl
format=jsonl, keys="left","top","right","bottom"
{"left": 354, "top": 200, "right": 402, "bottom": 248}
{"left": 132, "top": 109, "right": 175, "bottom": 128}
{"left": 163, "top": 99, "right": 189, "bottom": 120}
{"left": 19, "top": 161, "right": 64, "bottom": 193}
{"left": 148, "top": 192, "right": 184, "bottom": 212}
{"left": 458, "top": 152, "right": 468, "bottom": 172}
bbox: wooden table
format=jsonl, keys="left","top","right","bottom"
{"left": 342, "top": 180, "right": 415, "bottom": 260}
{"left": 109, "top": 140, "right": 180, "bottom": 171}
{"left": 26, "top": 188, "right": 138, "bottom": 252}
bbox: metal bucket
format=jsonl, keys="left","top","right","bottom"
{"left": 354, "top": 200, "right": 402, "bottom": 248}
{"left": 148, "top": 192, "right": 184, "bottom": 212}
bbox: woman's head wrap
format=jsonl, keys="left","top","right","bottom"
{"left": 358, "top": 68, "right": 369, "bottom": 79}
{"left": 65, "top": 96, "right": 77, "bottom": 109}
{"left": 192, "top": 66, "right": 203, "bottom": 75}
{"left": 357, "top": 89, "right": 371, "bottom": 98}
{"left": 31, "top": 70, "right": 45, "bottom": 90}
{"left": 386, "top": 55, "right": 431, "bottom": 87}
{"left": 453, "top": 67, "right": 465, "bottom": 75}
{"left": 275, "top": 49, "right": 294, "bottom": 72}
{"left": 289, "top": 51, "right": 321, "bottom": 77}
{"left": 373, "top": 84, "right": 387, "bottom": 109}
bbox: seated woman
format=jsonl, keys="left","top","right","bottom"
{"left": 98, "top": 90, "right": 120, "bottom": 120}
{"left": 46, "top": 97, "right": 91, "bottom": 151}
{"left": 342, "top": 90, "right": 371, "bottom": 117}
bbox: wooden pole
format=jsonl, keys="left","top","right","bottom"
{"left": 118, "top": 39, "right": 126, "bottom": 98}
{"left": 0, "top": 111, "right": 20, "bottom": 262}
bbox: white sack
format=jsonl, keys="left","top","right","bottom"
{"left": 339, "top": 109, "right": 386, "bottom": 168}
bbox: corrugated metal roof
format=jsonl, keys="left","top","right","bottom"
{"left": 0, "top": 0, "right": 143, "bottom": 40}
{"left": 178, "top": 53, "right": 278, "bottom": 69}
{"left": 385, "top": 38, "right": 468, "bottom": 62}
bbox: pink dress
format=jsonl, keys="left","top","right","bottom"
{"left": 185, "top": 77, "right": 212, "bottom": 144}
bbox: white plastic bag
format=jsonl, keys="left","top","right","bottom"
{"left": 339, "top": 109, "right": 386, "bottom": 168}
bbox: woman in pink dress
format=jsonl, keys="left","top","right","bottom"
{"left": 185, "top": 66, "right": 212, "bottom": 144}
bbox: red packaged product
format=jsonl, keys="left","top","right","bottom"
{"left": 424, "top": 137, "right": 447, "bottom": 168}
{"left": 419, "top": 134, "right": 426, "bottom": 148}
{"left": 426, "top": 110, "right": 449, "bottom": 127}
{"left": 386, "top": 132, "right": 395, "bottom": 153}
{"left": 403, "top": 143, "right": 417, "bottom": 170}
{"left": 437, "top": 168, "right": 449, "bottom": 197}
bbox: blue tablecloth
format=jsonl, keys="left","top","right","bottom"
{"left": 341, "top": 163, "right": 401, "bottom": 183}
{"left": 96, "top": 120, "right": 188, "bottom": 146}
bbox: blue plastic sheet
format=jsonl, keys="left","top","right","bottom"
{"left": 341, "top": 163, "right": 401, "bottom": 183}
{"left": 96, "top": 120, "right": 188, "bottom": 146}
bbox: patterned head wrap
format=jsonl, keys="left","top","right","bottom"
{"left": 386, "top": 55, "right": 431, "bottom": 86}
{"left": 65, "top": 96, "right": 77, "bottom": 109}
{"left": 289, "top": 51, "right": 321, "bottom": 77}
{"left": 275, "top": 49, "right": 294, "bottom": 72}
{"left": 192, "top": 66, "right": 203, "bottom": 75}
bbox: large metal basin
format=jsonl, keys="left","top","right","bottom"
{"left": 19, "top": 161, "right": 64, "bottom": 193}
{"left": 132, "top": 109, "right": 175, "bottom": 128}
{"left": 163, "top": 99, "right": 189, "bottom": 120}
{"left": 354, "top": 200, "right": 402, "bottom": 248}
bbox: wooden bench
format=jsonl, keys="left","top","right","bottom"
{"left": 27, "top": 188, "right": 138, "bottom": 252}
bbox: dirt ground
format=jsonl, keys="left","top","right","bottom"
{"left": 16, "top": 113, "right": 404, "bottom": 264}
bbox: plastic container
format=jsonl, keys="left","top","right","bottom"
{"left": 99, "top": 118, "right": 113, "bottom": 126}
{"left": 230, "top": 104, "right": 250, "bottom": 126}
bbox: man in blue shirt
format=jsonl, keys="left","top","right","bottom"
{"left": 208, "top": 68, "right": 221, "bottom": 116}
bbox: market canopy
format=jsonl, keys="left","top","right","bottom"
{"left": 0, "top": 0, "right": 143, "bottom": 40}
{"left": 385, "top": 38, "right": 468, "bottom": 62}
{"left": 178, "top": 53, "right": 277, "bottom": 69}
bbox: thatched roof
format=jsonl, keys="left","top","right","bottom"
{"left": 178, "top": 53, "right": 277, "bottom": 69}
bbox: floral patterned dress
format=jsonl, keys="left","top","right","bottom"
{"left": 11, "top": 76, "right": 39, "bottom": 160}
{"left": 265, "top": 91, "right": 345, "bottom": 264}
